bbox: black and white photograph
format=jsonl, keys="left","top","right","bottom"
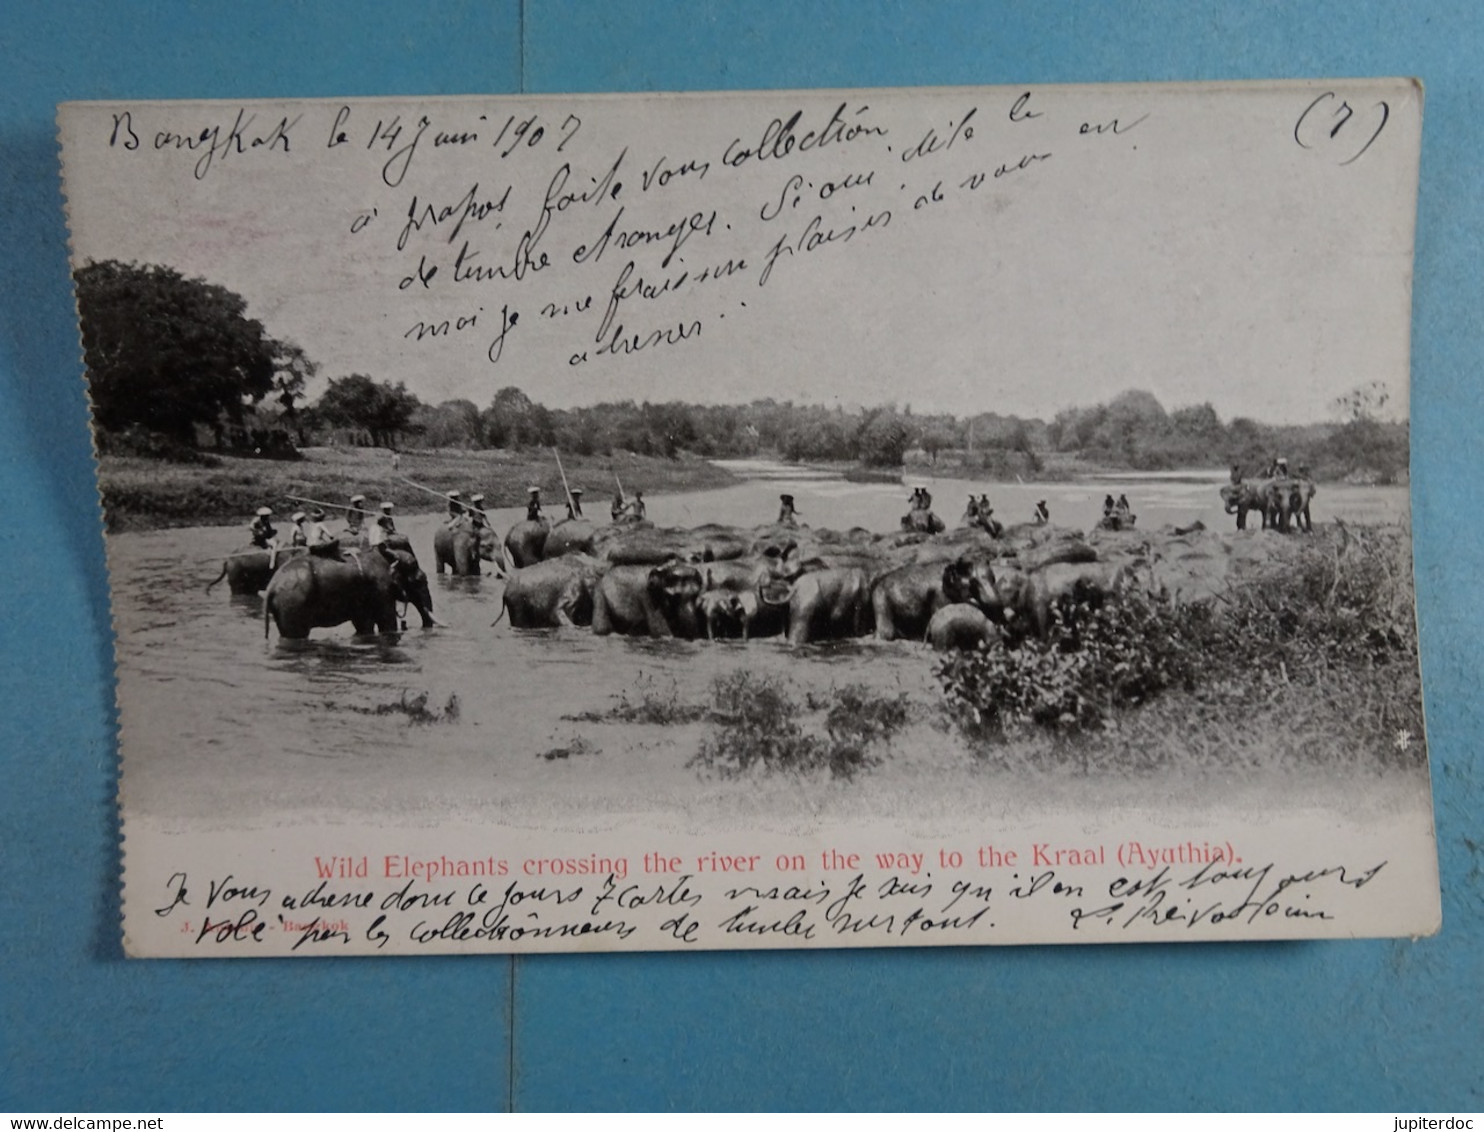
{"left": 59, "top": 81, "right": 1438, "bottom": 955}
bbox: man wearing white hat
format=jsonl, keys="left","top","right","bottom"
{"left": 289, "top": 511, "right": 310, "bottom": 547}
{"left": 565, "top": 487, "right": 585, "bottom": 521}
{"left": 345, "top": 494, "right": 368, "bottom": 539}
{"left": 468, "top": 493, "right": 490, "bottom": 531}
{"left": 248, "top": 506, "right": 278, "bottom": 550}
{"left": 368, "top": 501, "right": 397, "bottom": 547}
{"left": 445, "top": 490, "right": 465, "bottom": 524}
{"left": 526, "top": 486, "right": 545, "bottom": 523}
{"left": 307, "top": 507, "right": 336, "bottom": 546}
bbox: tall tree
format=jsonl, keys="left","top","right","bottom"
{"left": 316, "top": 374, "right": 423, "bottom": 448}
{"left": 74, "top": 260, "right": 288, "bottom": 442}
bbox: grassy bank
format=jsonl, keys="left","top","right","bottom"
{"left": 98, "top": 446, "right": 738, "bottom": 532}
{"left": 810, "top": 452, "right": 1226, "bottom": 485}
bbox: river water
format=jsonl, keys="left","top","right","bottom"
{"left": 111, "top": 467, "right": 1411, "bottom": 831}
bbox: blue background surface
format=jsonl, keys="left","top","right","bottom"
{"left": 1, "top": 1, "right": 1479, "bottom": 1112}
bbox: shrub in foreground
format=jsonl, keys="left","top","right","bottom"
{"left": 690, "top": 673, "right": 909, "bottom": 780}
{"left": 936, "top": 524, "right": 1422, "bottom": 766}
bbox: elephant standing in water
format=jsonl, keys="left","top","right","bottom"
{"left": 761, "top": 567, "right": 873, "bottom": 645}
{"left": 206, "top": 546, "right": 305, "bottom": 595}
{"left": 871, "top": 560, "right": 962, "bottom": 641}
{"left": 590, "top": 561, "right": 706, "bottom": 638}
{"left": 504, "top": 519, "right": 551, "bottom": 568}
{"left": 434, "top": 520, "right": 499, "bottom": 575}
{"left": 264, "top": 546, "right": 434, "bottom": 639}
{"left": 497, "top": 555, "right": 605, "bottom": 628}
{"left": 696, "top": 559, "right": 789, "bottom": 640}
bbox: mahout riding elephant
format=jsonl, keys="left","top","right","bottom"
{"left": 264, "top": 545, "right": 434, "bottom": 640}
{"left": 434, "top": 519, "right": 499, "bottom": 575}
{"left": 497, "top": 554, "right": 605, "bottom": 628}
{"left": 504, "top": 518, "right": 551, "bottom": 568}
{"left": 926, "top": 604, "right": 1003, "bottom": 652}
{"left": 206, "top": 545, "right": 305, "bottom": 595}
{"left": 870, "top": 560, "right": 957, "bottom": 641}
{"left": 590, "top": 561, "right": 706, "bottom": 638}
{"left": 1020, "top": 560, "right": 1132, "bottom": 638}
{"left": 759, "top": 567, "right": 872, "bottom": 645}
{"left": 1219, "top": 479, "right": 1279, "bottom": 531}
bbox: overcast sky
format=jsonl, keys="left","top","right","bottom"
{"left": 61, "top": 81, "right": 1419, "bottom": 424}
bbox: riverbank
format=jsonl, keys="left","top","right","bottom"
{"left": 98, "top": 447, "right": 738, "bottom": 532}
{"left": 792, "top": 453, "right": 1230, "bottom": 486}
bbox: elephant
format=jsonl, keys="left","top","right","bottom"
{"left": 701, "top": 558, "right": 783, "bottom": 593}
{"left": 939, "top": 555, "right": 1019, "bottom": 630}
{"left": 1019, "top": 560, "right": 1132, "bottom": 638}
{"left": 1219, "top": 479, "right": 1279, "bottom": 531}
{"left": 686, "top": 524, "right": 755, "bottom": 562}
{"left": 541, "top": 518, "right": 599, "bottom": 559}
{"left": 697, "top": 588, "right": 785, "bottom": 640}
{"left": 870, "top": 560, "right": 958, "bottom": 641}
{"left": 264, "top": 545, "right": 434, "bottom": 640}
{"left": 900, "top": 509, "right": 946, "bottom": 535}
{"left": 698, "top": 588, "right": 746, "bottom": 639}
{"left": 759, "top": 567, "right": 872, "bottom": 645}
{"left": 206, "top": 545, "right": 305, "bottom": 595}
{"left": 596, "top": 524, "right": 750, "bottom": 566}
{"left": 590, "top": 561, "right": 706, "bottom": 638}
{"left": 434, "top": 519, "right": 499, "bottom": 575}
{"left": 497, "top": 555, "right": 605, "bottom": 628}
{"left": 504, "top": 518, "right": 551, "bottom": 568}
{"left": 926, "top": 603, "right": 1003, "bottom": 652}
{"left": 695, "top": 560, "right": 789, "bottom": 640}
{"left": 1014, "top": 536, "right": 1099, "bottom": 573}
{"left": 1273, "top": 478, "right": 1317, "bottom": 533}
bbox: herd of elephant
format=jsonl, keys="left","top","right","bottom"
{"left": 213, "top": 513, "right": 1133, "bottom": 650}
{"left": 493, "top": 516, "right": 1144, "bottom": 649}
{"left": 215, "top": 476, "right": 1317, "bottom": 646}
{"left": 1218, "top": 474, "right": 1317, "bottom": 533}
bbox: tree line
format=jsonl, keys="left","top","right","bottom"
{"left": 75, "top": 260, "right": 1408, "bottom": 483}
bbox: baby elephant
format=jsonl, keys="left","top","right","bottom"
{"left": 926, "top": 603, "right": 1003, "bottom": 652}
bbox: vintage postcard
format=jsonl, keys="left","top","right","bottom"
{"left": 59, "top": 81, "right": 1437, "bottom": 955}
